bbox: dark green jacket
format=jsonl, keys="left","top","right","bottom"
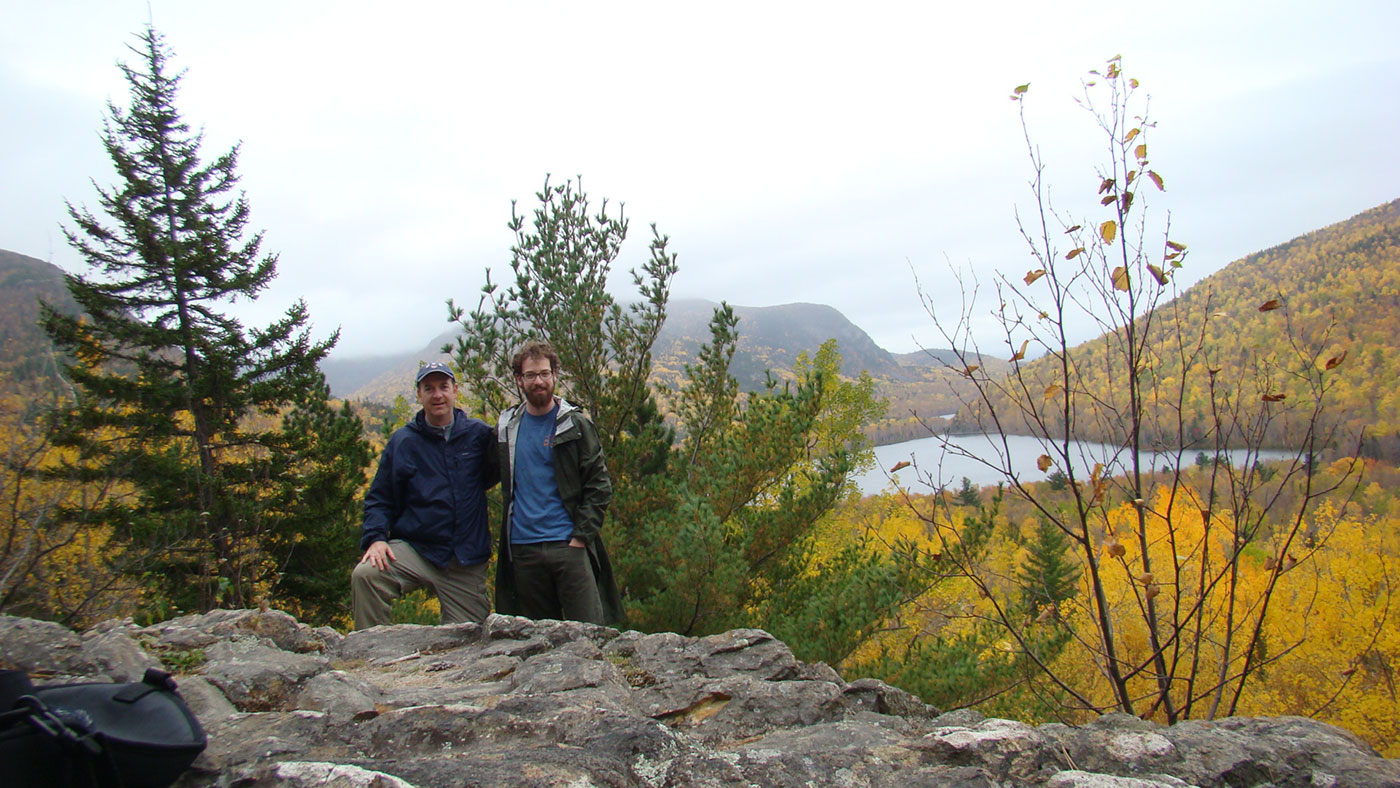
{"left": 494, "top": 398, "right": 623, "bottom": 624}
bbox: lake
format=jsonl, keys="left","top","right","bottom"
{"left": 854, "top": 432, "right": 1297, "bottom": 496}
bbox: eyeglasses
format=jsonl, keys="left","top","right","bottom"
{"left": 519, "top": 370, "right": 553, "bottom": 383}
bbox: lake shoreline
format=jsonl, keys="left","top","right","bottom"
{"left": 857, "top": 431, "right": 1298, "bottom": 496}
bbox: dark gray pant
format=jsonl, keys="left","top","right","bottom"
{"left": 509, "top": 541, "right": 604, "bottom": 624}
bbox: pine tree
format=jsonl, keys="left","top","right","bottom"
{"left": 39, "top": 26, "right": 370, "bottom": 620}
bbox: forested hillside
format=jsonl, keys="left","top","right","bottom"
{"left": 0, "top": 250, "right": 77, "bottom": 383}
{"left": 1191, "top": 199, "right": 1400, "bottom": 456}
{"left": 948, "top": 198, "right": 1400, "bottom": 457}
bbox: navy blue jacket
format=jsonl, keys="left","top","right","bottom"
{"left": 361, "top": 409, "right": 499, "bottom": 567}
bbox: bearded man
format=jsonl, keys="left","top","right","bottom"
{"left": 494, "top": 340, "right": 622, "bottom": 624}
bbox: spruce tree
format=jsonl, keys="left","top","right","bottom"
{"left": 40, "top": 26, "right": 369, "bottom": 620}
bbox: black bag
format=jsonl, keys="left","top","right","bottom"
{"left": 0, "top": 667, "right": 206, "bottom": 788}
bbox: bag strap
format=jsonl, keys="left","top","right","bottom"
{"left": 15, "top": 695, "right": 102, "bottom": 757}
{"left": 11, "top": 694, "right": 121, "bottom": 788}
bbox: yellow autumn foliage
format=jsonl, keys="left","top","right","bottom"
{"left": 1237, "top": 503, "right": 1400, "bottom": 757}
{"left": 0, "top": 384, "right": 140, "bottom": 625}
{"left": 836, "top": 478, "right": 1399, "bottom": 756}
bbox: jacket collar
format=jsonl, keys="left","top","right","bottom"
{"left": 409, "top": 407, "right": 465, "bottom": 437}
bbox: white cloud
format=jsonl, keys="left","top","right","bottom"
{"left": 3, "top": 0, "right": 1397, "bottom": 358}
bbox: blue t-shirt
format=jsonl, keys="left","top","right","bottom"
{"left": 510, "top": 407, "right": 575, "bottom": 544}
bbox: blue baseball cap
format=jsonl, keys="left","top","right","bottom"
{"left": 415, "top": 362, "right": 456, "bottom": 385}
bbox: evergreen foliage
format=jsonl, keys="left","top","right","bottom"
{"left": 266, "top": 378, "right": 373, "bottom": 625}
{"left": 1017, "top": 517, "right": 1080, "bottom": 613}
{"left": 450, "top": 176, "right": 926, "bottom": 662}
{"left": 38, "top": 27, "right": 370, "bottom": 621}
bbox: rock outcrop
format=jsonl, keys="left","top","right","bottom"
{"left": 2, "top": 609, "right": 1396, "bottom": 788}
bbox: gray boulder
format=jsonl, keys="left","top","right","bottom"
{"left": 0, "top": 610, "right": 1392, "bottom": 788}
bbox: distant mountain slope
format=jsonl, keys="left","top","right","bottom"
{"left": 949, "top": 198, "right": 1400, "bottom": 455}
{"left": 0, "top": 250, "right": 978, "bottom": 439}
{"left": 335, "top": 300, "right": 902, "bottom": 404}
{"left": 327, "top": 299, "right": 999, "bottom": 447}
{"left": 892, "top": 349, "right": 962, "bottom": 367}
{"left": 0, "top": 249, "right": 79, "bottom": 382}
{"left": 0, "top": 253, "right": 968, "bottom": 421}
{"left": 651, "top": 299, "right": 901, "bottom": 386}
{"left": 321, "top": 343, "right": 452, "bottom": 403}
{"left": 334, "top": 300, "right": 984, "bottom": 409}
{"left": 326, "top": 330, "right": 456, "bottom": 404}
{"left": 1185, "top": 198, "right": 1400, "bottom": 454}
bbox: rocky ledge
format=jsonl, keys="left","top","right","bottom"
{"left": 1, "top": 609, "right": 1396, "bottom": 788}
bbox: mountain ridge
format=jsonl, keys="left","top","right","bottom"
{"left": 323, "top": 298, "right": 968, "bottom": 406}
{"left": 7, "top": 196, "right": 1397, "bottom": 446}
{"left": 0, "top": 250, "right": 977, "bottom": 433}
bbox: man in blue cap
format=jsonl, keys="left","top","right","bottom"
{"left": 351, "top": 362, "right": 499, "bottom": 628}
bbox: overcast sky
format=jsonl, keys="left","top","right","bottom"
{"left": 4, "top": 1, "right": 1397, "bottom": 359}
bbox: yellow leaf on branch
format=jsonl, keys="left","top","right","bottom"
{"left": 1011, "top": 339, "right": 1030, "bottom": 362}
{"left": 1100, "top": 220, "right": 1117, "bottom": 244}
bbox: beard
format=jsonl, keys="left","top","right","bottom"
{"left": 525, "top": 383, "right": 554, "bottom": 410}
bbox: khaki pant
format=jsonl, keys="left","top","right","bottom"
{"left": 351, "top": 540, "right": 489, "bottom": 629}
